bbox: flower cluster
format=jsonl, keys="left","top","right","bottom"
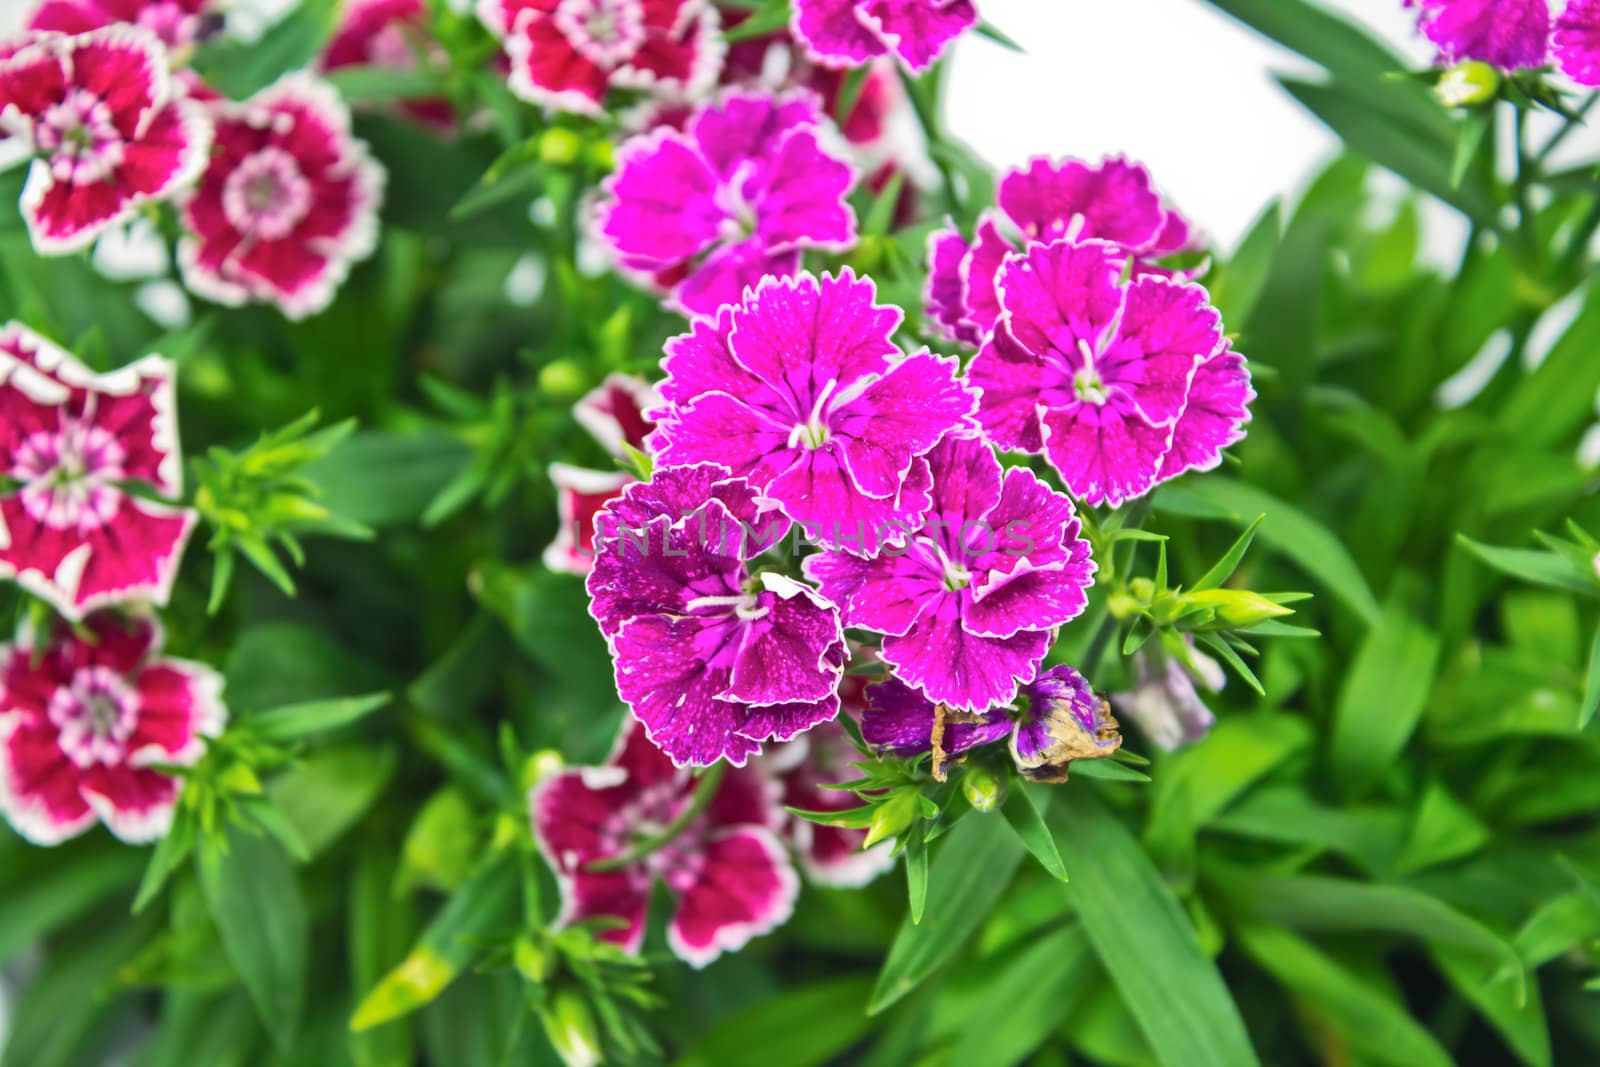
{"left": 1407, "top": 0, "right": 1600, "bottom": 84}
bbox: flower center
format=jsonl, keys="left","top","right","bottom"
{"left": 13, "top": 423, "right": 127, "bottom": 531}
{"left": 598, "top": 780, "right": 707, "bottom": 893}
{"left": 1072, "top": 337, "right": 1108, "bottom": 405}
{"left": 555, "top": 0, "right": 644, "bottom": 67}
{"left": 222, "top": 148, "right": 313, "bottom": 242}
{"left": 36, "top": 89, "right": 125, "bottom": 186}
{"left": 787, "top": 378, "right": 839, "bottom": 451}
{"left": 50, "top": 666, "right": 139, "bottom": 768}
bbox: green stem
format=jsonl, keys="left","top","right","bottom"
{"left": 898, "top": 65, "right": 961, "bottom": 218}
{"left": 583, "top": 762, "right": 727, "bottom": 873}
{"left": 1538, "top": 91, "right": 1600, "bottom": 163}
{"left": 1513, "top": 108, "right": 1541, "bottom": 262}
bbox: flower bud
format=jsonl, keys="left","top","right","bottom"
{"left": 538, "top": 128, "right": 582, "bottom": 166}
{"left": 961, "top": 765, "right": 1006, "bottom": 812}
{"left": 863, "top": 790, "right": 918, "bottom": 849}
{"left": 1175, "top": 588, "right": 1291, "bottom": 629}
{"left": 542, "top": 989, "right": 602, "bottom": 1067}
{"left": 1434, "top": 61, "right": 1499, "bottom": 108}
{"left": 539, "top": 360, "right": 587, "bottom": 400}
{"left": 514, "top": 935, "right": 552, "bottom": 985}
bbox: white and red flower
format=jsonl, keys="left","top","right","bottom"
{"left": 531, "top": 718, "right": 798, "bottom": 968}
{"left": 0, "top": 323, "right": 198, "bottom": 620}
{"left": 0, "top": 26, "right": 213, "bottom": 254}
{"left": 25, "top": 0, "right": 223, "bottom": 52}
{"left": 0, "top": 612, "right": 225, "bottom": 845}
{"left": 545, "top": 373, "right": 659, "bottom": 576}
{"left": 477, "top": 0, "right": 724, "bottom": 117}
{"left": 177, "top": 72, "right": 385, "bottom": 320}
{"left": 321, "top": 0, "right": 454, "bottom": 130}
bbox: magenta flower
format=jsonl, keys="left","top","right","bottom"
{"left": 545, "top": 373, "right": 660, "bottom": 576}
{"left": 968, "top": 238, "right": 1250, "bottom": 507}
{"left": 0, "top": 26, "right": 213, "bottom": 255}
{"left": 1556, "top": 0, "right": 1600, "bottom": 85}
{"left": 862, "top": 664, "right": 1121, "bottom": 782}
{"left": 322, "top": 0, "right": 454, "bottom": 130}
{"left": 649, "top": 270, "right": 975, "bottom": 551}
{"left": 925, "top": 156, "right": 1193, "bottom": 345}
{"left": 25, "top": 0, "right": 221, "bottom": 51}
{"left": 805, "top": 434, "right": 1095, "bottom": 712}
{"left": 586, "top": 464, "right": 844, "bottom": 767}
{"left": 177, "top": 73, "right": 385, "bottom": 321}
{"left": 0, "top": 323, "right": 198, "bottom": 620}
{"left": 0, "top": 613, "right": 225, "bottom": 845}
{"left": 532, "top": 718, "right": 797, "bottom": 968}
{"left": 1407, "top": 0, "right": 1551, "bottom": 70}
{"left": 597, "top": 90, "right": 858, "bottom": 317}
{"left": 477, "top": 0, "right": 724, "bottom": 117}
{"left": 769, "top": 721, "right": 894, "bottom": 886}
{"left": 792, "top": 0, "right": 978, "bottom": 73}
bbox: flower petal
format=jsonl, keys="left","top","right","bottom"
{"left": 666, "top": 825, "right": 799, "bottom": 968}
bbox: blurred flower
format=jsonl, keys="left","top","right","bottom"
{"left": 807, "top": 434, "right": 1095, "bottom": 712}
{"left": 968, "top": 238, "right": 1249, "bottom": 507}
{"left": 1407, "top": 0, "right": 1550, "bottom": 71}
{"left": 597, "top": 90, "right": 858, "bottom": 316}
{"left": 586, "top": 465, "right": 843, "bottom": 766}
{"left": 768, "top": 721, "right": 895, "bottom": 886}
{"left": 531, "top": 718, "right": 798, "bottom": 968}
{"left": 321, "top": 0, "right": 454, "bottom": 129}
{"left": 0, "top": 613, "right": 225, "bottom": 845}
{"left": 0, "top": 26, "right": 213, "bottom": 254}
{"left": 1113, "top": 643, "right": 1221, "bottom": 752}
{"left": 1555, "top": 0, "right": 1600, "bottom": 86}
{"left": 0, "top": 323, "right": 198, "bottom": 619}
{"left": 477, "top": 0, "right": 723, "bottom": 117}
{"left": 545, "top": 373, "right": 659, "bottom": 576}
{"left": 792, "top": 0, "right": 977, "bottom": 73}
{"left": 24, "top": 0, "right": 223, "bottom": 51}
{"left": 925, "top": 156, "right": 1193, "bottom": 346}
{"left": 650, "top": 270, "right": 973, "bottom": 551}
{"left": 177, "top": 72, "right": 385, "bottom": 320}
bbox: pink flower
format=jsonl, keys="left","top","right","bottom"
{"left": 925, "top": 156, "right": 1193, "bottom": 346}
{"left": 0, "top": 323, "right": 198, "bottom": 620}
{"left": 1408, "top": 0, "right": 1551, "bottom": 71}
{"left": 322, "top": 0, "right": 454, "bottom": 130}
{"left": 1556, "top": 0, "right": 1600, "bottom": 85}
{"left": 968, "top": 238, "right": 1251, "bottom": 507}
{"left": 25, "top": 0, "right": 222, "bottom": 51}
{"left": 597, "top": 90, "right": 858, "bottom": 317}
{"left": 768, "top": 721, "right": 894, "bottom": 886}
{"left": 793, "top": 0, "right": 978, "bottom": 73}
{"left": 545, "top": 374, "right": 660, "bottom": 576}
{"left": 0, "top": 26, "right": 212, "bottom": 254}
{"left": 477, "top": 0, "right": 724, "bottom": 117}
{"left": 0, "top": 612, "right": 225, "bottom": 845}
{"left": 531, "top": 718, "right": 798, "bottom": 968}
{"left": 648, "top": 270, "right": 975, "bottom": 552}
{"left": 177, "top": 72, "right": 385, "bottom": 320}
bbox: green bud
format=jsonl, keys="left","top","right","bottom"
{"left": 538, "top": 128, "right": 582, "bottom": 166}
{"left": 538, "top": 359, "right": 587, "bottom": 400}
{"left": 542, "top": 989, "right": 603, "bottom": 1067}
{"left": 1434, "top": 61, "right": 1499, "bottom": 108}
{"left": 524, "top": 748, "right": 565, "bottom": 794}
{"left": 1176, "top": 588, "right": 1292, "bottom": 628}
{"left": 863, "top": 790, "right": 919, "bottom": 849}
{"left": 961, "top": 765, "right": 1005, "bottom": 813}
{"left": 514, "top": 935, "right": 552, "bottom": 985}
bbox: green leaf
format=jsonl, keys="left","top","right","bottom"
{"left": 1053, "top": 791, "right": 1260, "bottom": 1067}
{"left": 723, "top": 0, "right": 793, "bottom": 42}
{"left": 302, "top": 429, "right": 475, "bottom": 528}
{"left": 1213, "top": 201, "right": 1281, "bottom": 323}
{"left": 1433, "top": 945, "right": 1551, "bottom": 1067}
{"left": 250, "top": 692, "right": 392, "bottom": 741}
{"left": 672, "top": 976, "right": 873, "bottom": 1067}
{"left": 1458, "top": 536, "right": 1596, "bottom": 595}
{"left": 1192, "top": 514, "right": 1265, "bottom": 591}
{"left": 1452, "top": 109, "right": 1493, "bottom": 188}
{"left": 1330, "top": 588, "right": 1441, "bottom": 795}
{"left": 1067, "top": 758, "right": 1153, "bottom": 783}
{"left": 324, "top": 65, "right": 440, "bottom": 104}
{"left": 1202, "top": 0, "right": 1416, "bottom": 89}
{"left": 267, "top": 745, "right": 398, "bottom": 859}
{"left": 868, "top": 811, "right": 1025, "bottom": 1015}
{"left": 1001, "top": 783, "right": 1067, "bottom": 881}
{"left": 1398, "top": 779, "right": 1491, "bottom": 873}
{"left": 1156, "top": 477, "right": 1381, "bottom": 625}
{"left": 944, "top": 926, "right": 1095, "bottom": 1067}
{"left": 196, "top": 829, "right": 310, "bottom": 1044}
{"left": 0, "top": 918, "right": 149, "bottom": 1067}
{"left": 0, "top": 845, "right": 142, "bottom": 962}
{"left": 905, "top": 822, "right": 928, "bottom": 924}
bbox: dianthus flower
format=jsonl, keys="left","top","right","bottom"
{"left": 0, "top": 323, "right": 197, "bottom": 619}
{"left": 586, "top": 464, "right": 844, "bottom": 766}
{"left": 1407, "top": 0, "right": 1551, "bottom": 70}
{"left": 322, "top": 0, "right": 453, "bottom": 129}
{"left": 25, "top": 0, "right": 221, "bottom": 51}
{"left": 545, "top": 374, "right": 659, "bottom": 576}
{"left": 532, "top": 718, "right": 797, "bottom": 967}
{"left": 0, "top": 613, "right": 225, "bottom": 845}
{"left": 968, "top": 238, "right": 1251, "bottom": 507}
{"left": 0, "top": 26, "right": 212, "bottom": 254}
{"left": 177, "top": 72, "right": 385, "bottom": 320}
{"left": 805, "top": 433, "right": 1095, "bottom": 712}
{"left": 862, "top": 664, "right": 1120, "bottom": 782}
{"left": 926, "top": 156, "right": 1192, "bottom": 346}
{"left": 792, "top": 0, "right": 977, "bottom": 73}
{"left": 1556, "top": 0, "right": 1600, "bottom": 85}
{"left": 477, "top": 0, "right": 723, "bottom": 117}
{"left": 649, "top": 270, "right": 974, "bottom": 551}
{"left": 598, "top": 90, "right": 858, "bottom": 317}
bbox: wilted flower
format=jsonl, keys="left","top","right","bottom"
{"left": 0, "top": 613, "right": 225, "bottom": 845}
{"left": 1407, "top": 0, "right": 1550, "bottom": 71}
{"left": 806, "top": 433, "right": 1095, "bottom": 712}
{"left": 545, "top": 374, "right": 660, "bottom": 576}
{"left": 968, "top": 238, "right": 1250, "bottom": 507}
{"left": 1112, "top": 642, "right": 1222, "bottom": 751}
{"left": 597, "top": 90, "right": 859, "bottom": 317}
{"left": 792, "top": 0, "right": 978, "bottom": 73}
{"left": 0, "top": 323, "right": 198, "bottom": 619}
{"left": 177, "top": 72, "right": 385, "bottom": 320}
{"left": 1556, "top": 0, "right": 1600, "bottom": 85}
{"left": 0, "top": 26, "right": 213, "bottom": 254}
{"left": 531, "top": 718, "right": 798, "bottom": 968}
{"left": 649, "top": 270, "right": 974, "bottom": 551}
{"left": 586, "top": 465, "right": 845, "bottom": 766}
{"left": 24, "top": 0, "right": 222, "bottom": 51}
{"left": 477, "top": 0, "right": 724, "bottom": 117}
